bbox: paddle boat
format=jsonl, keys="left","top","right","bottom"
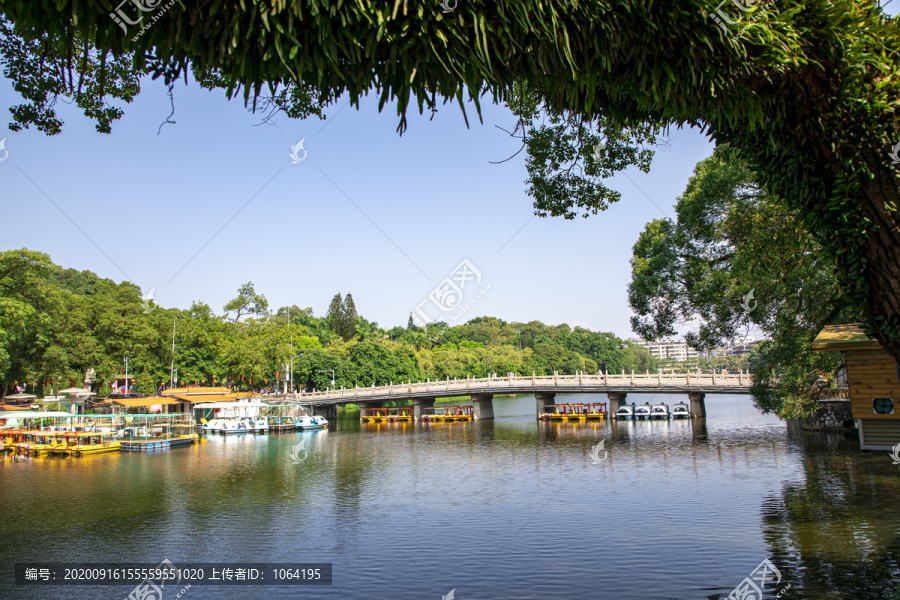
{"left": 27, "top": 431, "right": 65, "bottom": 455}
{"left": 634, "top": 403, "right": 652, "bottom": 420}
{"left": 650, "top": 403, "right": 671, "bottom": 420}
{"left": 539, "top": 403, "right": 606, "bottom": 421}
{"left": 615, "top": 404, "right": 635, "bottom": 420}
{"left": 201, "top": 417, "right": 248, "bottom": 434}
{"left": 672, "top": 402, "right": 691, "bottom": 419}
{"left": 238, "top": 416, "right": 269, "bottom": 433}
{"left": 53, "top": 432, "right": 121, "bottom": 456}
{"left": 297, "top": 415, "right": 328, "bottom": 429}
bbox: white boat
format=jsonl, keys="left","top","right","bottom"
{"left": 615, "top": 404, "right": 635, "bottom": 420}
{"left": 238, "top": 416, "right": 269, "bottom": 433}
{"left": 650, "top": 403, "right": 670, "bottom": 419}
{"left": 296, "top": 415, "right": 328, "bottom": 430}
{"left": 201, "top": 418, "right": 248, "bottom": 434}
{"left": 672, "top": 402, "right": 691, "bottom": 419}
{"left": 634, "top": 403, "right": 652, "bottom": 420}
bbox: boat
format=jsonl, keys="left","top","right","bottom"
{"left": 423, "top": 405, "right": 474, "bottom": 422}
{"left": 650, "top": 403, "right": 670, "bottom": 420}
{"left": 672, "top": 402, "right": 691, "bottom": 419}
{"left": 236, "top": 416, "right": 268, "bottom": 433}
{"left": 281, "top": 416, "right": 298, "bottom": 430}
{"left": 615, "top": 404, "right": 635, "bottom": 420}
{"left": 361, "top": 407, "right": 413, "bottom": 422}
{"left": 539, "top": 403, "right": 606, "bottom": 421}
{"left": 200, "top": 417, "right": 248, "bottom": 434}
{"left": 27, "top": 431, "right": 65, "bottom": 455}
{"left": 296, "top": 415, "right": 328, "bottom": 430}
{"left": 634, "top": 403, "right": 652, "bottom": 420}
{"left": 53, "top": 432, "right": 121, "bottom": 456}
{"left": 119, "top": 416, "right": 199, "bottom": 450}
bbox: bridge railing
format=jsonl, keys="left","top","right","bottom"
{"left": 290, "top": 371, "right": 750, "bottom": 403}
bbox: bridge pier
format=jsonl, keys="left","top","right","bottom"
{"left": 607, "top": 392, "right": 627, "bottom": 415}
{"left": 412, "top": 398, "right": 435, "bottom": 420}
{"left": 313, "top": 404, "right": 338, "bottom": 421}
{"left": 688, "top": 392, "right": 706, "bottom": 418}
{"left": 472, "top": 394, "right": 494, "bottom": 420}
{"left": 535, "top": 392, "right": 556, "bottom": 419}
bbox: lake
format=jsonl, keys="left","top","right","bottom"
{"left": 1, "top": 393, "right": 898, "bottom": 599}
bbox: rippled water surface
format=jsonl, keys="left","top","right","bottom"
{"left": 2, "top": 393, "right": 900, "bottom": 600}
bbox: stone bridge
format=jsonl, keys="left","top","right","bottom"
{"left": 286, "top": 371, "right": 752, "bottom": 420}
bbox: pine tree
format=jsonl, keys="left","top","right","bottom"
{"left": 340, "top": 294, "right": 358, "bottom": 341}
{"left": 326, "top": 293, "right": 343, "bottom": 334}
{"left": 407, "top": 313, "right": 415, "bottom": 330}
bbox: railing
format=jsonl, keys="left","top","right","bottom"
{"left": 817, "top": 387, "right": 850, "bottom": 401}
{"left": 284, "top": 371, "right": 751, "bottom": 404}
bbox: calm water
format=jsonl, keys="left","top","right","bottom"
{"left": 2, "top": 393, "right": 899, "bottom": 600}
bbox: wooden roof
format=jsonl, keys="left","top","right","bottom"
{"left": 812, "top": 324, "right": 880, "bottom": 352}
{"left": 161, "top": 386, "right": 231, "bottom": 396}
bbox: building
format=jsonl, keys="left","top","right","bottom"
{"left": 628, "top": 338, "right": 701, "bottom": 362}
{"left": 812, "top": 324, "right": 900, "bottom": 451}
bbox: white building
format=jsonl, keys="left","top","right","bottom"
{"left": 628, "top": 337, "right": 701, "bottom": 362}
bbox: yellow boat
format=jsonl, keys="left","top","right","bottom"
{"left": 360, "top": 407, "right": 413, "bottom": 423}
{"left": 53, "top": 431, "right": 121, "bottom": 456}
{"left": 539, "top": 402, "right": 608, "bottom": 421}
{"left": 28, "top": 431, "right": 66, "bottom": 455}
{"left": 421, "top": 405, "right": 474, "bottom": 422}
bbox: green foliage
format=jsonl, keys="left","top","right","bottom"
{"left": 628, "top": 146, "right": 860, "bottom": 414}
{"left": 0, "top": 250, "right": 658, "bottom": 396}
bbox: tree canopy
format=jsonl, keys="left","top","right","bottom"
{"left": 629, "top": 145, "right": 859, "bottom": 415}
{"left": 2, "top": 0, "right": 899, "bottom": 365}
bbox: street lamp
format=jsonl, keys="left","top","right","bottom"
{"left": 318, "top": 369, "right": 336, "bottom": 390}
{"left": 123, "top": 355, "right": 131, "bottom": 396}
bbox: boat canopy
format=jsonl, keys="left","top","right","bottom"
{"left": 107, "top": 397, "right": 181, "bottom": 407}
{"left": 0, "top": 410, "right": 75, "bottom": 418}
{"left": 194, "top": 400, "right": 267, "bottom": 409}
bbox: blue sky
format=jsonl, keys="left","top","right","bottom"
{"left": 1, "top": 73, "right": 716, "bottom": 337}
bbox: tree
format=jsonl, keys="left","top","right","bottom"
{"left": 628, "top": 145, "right": 858, "bottom": 415}
{"left": 341, "top": 294, "right": 358, "bottom": 341}
{"left": 223, "top": 282, "right": 269, "bottom": 324}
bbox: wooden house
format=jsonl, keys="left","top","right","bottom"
{"left": 813, "top": 324, "right": 900, "bottom": 450}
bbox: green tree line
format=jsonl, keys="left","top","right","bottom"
{"left": 0, "top": 250, "right": 656, "bottom": 397}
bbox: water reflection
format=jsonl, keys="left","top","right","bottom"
{"left": 0, "top": 394, "right": 898, "bottom": 599}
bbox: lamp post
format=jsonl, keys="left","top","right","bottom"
{"left": 318, "top": 369, "right": 336, "bottom": 390}
{"left": 123, "top": 355, "right": 131, "bottom": 397}
{"left": 291, "top": 353, "right": 303, "bottom": 393}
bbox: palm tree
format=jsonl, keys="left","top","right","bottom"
{"left": 404, "top": 330, "right": 429, "bottom": 351}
